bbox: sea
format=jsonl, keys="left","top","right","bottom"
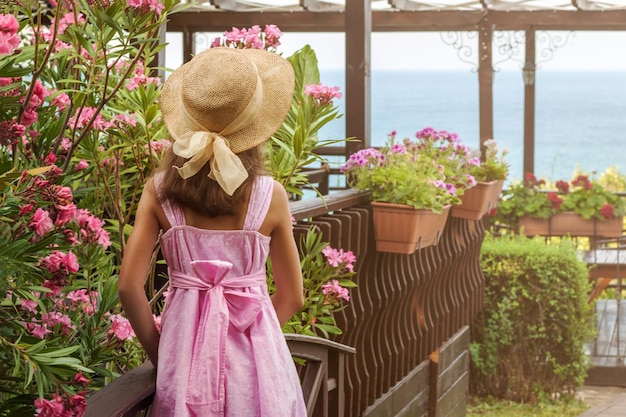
{"left": 316, "top": 69, "right": 626, "bottom": 184}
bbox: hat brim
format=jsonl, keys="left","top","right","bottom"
{"left": 160, "top": 48, "right": 295, "bottom": 154}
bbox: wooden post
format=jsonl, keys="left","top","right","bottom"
{"left": 345, "top": 0, "right": 371, "bottom": 156}
{"left": 523, "top": 29, "right": 536, "bottom": 177}
{"left": 478, "top": 22, "right": 493, "bottom": 159}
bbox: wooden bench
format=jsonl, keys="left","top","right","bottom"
{"left": 85, "top": 334, "right": 355, "bottom": 417}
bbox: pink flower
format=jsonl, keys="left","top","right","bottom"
{"left": 69, "top": 394, "right": 87, "bottom": 415}
{"left": 34, "top": 394, "right": 65, "bottom": 417}
{"left": 322, "top": 246, "right": 343, "bottom": 267}
{"left": 55, "top": 203, "right": 76, "bottom": 226}
{"left": 0, "top": 14, "right": 20, "bottom": 55}
{"left": 19, "top": 298, "right": 38, "bottom": 314}
{"left": 108, "top": 314, "right": 135, "bottom": 341}
{"left": 146, "top": 139, "right": 171, "bottom": 154}
{"left": 321, "top": 279, "right": 350, "bottom": 302}
{"left": 0, "top": 14, "right": 19, "bottom": 34}
{"left": 28, "top": 322, "right": 52, "bottom": 339}
{"left": 304, "top": 84, "right": 343, "bottom": 107}
{"left": 72, "top": 371, "right": 90, "bottom": 386}
{"left": 51, "top": 92, "right": 71, "bottom": 111}
{"left": 40, "top": 250, "right": 79, "bottom": 275}
{"left": 75, "top": 159, "right": 89, "bottom": 170}
{"left": 264, "top": 24, "right": 282, "bottom": 48}
{"left": 30, "top": 208, "right": 54, "bottom": 237}
{"left": 68, "top": 106, "right": 112, "bottom": 130}
{"left": 21, "top": 106, "right": 38, "bottom": 126}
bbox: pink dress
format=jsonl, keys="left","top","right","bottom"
{"left": 150, "top": 175, "right": 306, "bottom": 417}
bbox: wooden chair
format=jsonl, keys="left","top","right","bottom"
{"left": 85, "top": 334, "right": 355, "bottom": 417}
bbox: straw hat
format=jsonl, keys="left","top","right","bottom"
{"left": 159, "top": 47, "right": 294, "bottom": 194}
{"left": 161, "top": 47, "right": 295, "bottom": 153}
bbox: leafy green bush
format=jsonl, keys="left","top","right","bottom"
{"left": 470, "top": 233, "right": 595, "bottom": 402}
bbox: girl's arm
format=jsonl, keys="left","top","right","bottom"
{"left": 267, "top": 181, "right": 304, "bottom": 325}
{"left": 118, "top": 180, "right": 162, "bottom": 366}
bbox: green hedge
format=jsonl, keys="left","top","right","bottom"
{"left": 470, "top": 233, "right": 595, "bottom": 402}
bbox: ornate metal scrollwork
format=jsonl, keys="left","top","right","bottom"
{"left": 536, "top": 30, "right": 575, "bottom": 68}
{"left": 491, "top": 30, "right": 525, "bottom": 71}
{"left": 439, "top": 31, "right": 479, "bottom": 72}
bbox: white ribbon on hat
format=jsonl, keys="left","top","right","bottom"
{"left": 172, "top": 69, "right": 264, "bottom": 196}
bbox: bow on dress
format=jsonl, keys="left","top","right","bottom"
{"left": 168, "top": 259, "right": 266, "bottom": 414}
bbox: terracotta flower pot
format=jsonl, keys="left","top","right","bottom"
{"left": 451, "top": 180, "right": 504, "bottom": 220}
{"left": 371, "top": 202, "right": 451, "bottom": 254}
{"left": 518, "top": 212, "right": 624, "bottom": 238}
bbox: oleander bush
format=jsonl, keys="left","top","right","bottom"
{"left": 470, "top": 233, "right": 595, "bottom": 402}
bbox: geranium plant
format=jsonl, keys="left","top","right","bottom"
{"left": 340, "top": 129, "right": 477, "bottom": 213}
{"left": 267, "top": 227, "right": 357, "bottom": 338}
{"left": 468, "top": 139, "right": 509, "bottom": 182}
{"left": 495, "top": 173, "right": 626, "bottom": 227}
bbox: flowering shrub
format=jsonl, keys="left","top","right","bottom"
{"left": 340, "top": 128, "right": 477, "bottom": 213}
{"left": 211, "top": 25, "right": 349, "bottom": 198}
{"left": 0, "top": 1, "right": 176, "bottom": 415}
{"left": 494, "top": 172, "right": 626, "bottom": 227}
{"left": 268, "top": 227, "right": 357, "bottom": 338}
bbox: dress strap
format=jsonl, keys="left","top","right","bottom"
{"left": 153, "top": 172, "right": 186, "bottom": 227}
{"left": 243, "top": 176, "right": 273, "bottom": 231}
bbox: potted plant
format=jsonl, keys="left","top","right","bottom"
{"left": 452, "top": 138, "right": 510, "bottom": 220}
{"left": 340, "top": 131, "right": 465, "bottom": 253}
{"left": 495, "top": 173, "right": 625, "bottom": 237}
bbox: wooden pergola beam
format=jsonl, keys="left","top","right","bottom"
{"left": 167, "top": 10, "right": 626, "bottom": 32}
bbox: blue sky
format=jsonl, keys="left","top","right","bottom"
{"left": 166, "top": 30, "right": 626, "bottom": 71}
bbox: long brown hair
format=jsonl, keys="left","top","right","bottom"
{"left": 156, "top": 144, "right": 268, "bottom": 217}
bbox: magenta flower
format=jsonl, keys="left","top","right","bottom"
{"left": 40, "top": 250, "right": 80, "bottom": 276}
{"left": 0, "top": 14, "right": 20, "bottom": 56}
{"left": 304, "top": 84, "right": 343, "bottom": 107}
{"left": 51, "top": 92, "right": 71, "bottom": 111}
{"left": 108, "top": 314, "right": 135, "bottom": 341}
{"left": 30, "top": 208, "right": 54, "bottom": 237}
{"left": 27, "top": 322, "right": 52, "bottom": 339}
{"left": 34, "top": 395, "right": 65, "bottom": 417}
{"left": 321, "top": 279, "right": 350, "bottom": 302}
{"left": 264, "top": 24, "right": 282, "bottom": 48}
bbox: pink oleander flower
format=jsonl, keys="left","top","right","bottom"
{"left": 34, "top": 394, "right": 65, "bottom": 416}
{"left": 68, "top": 106, "right": 112, "bottom": 131}
{"left": 21, "top": 106, "right": 38, "bottom": 127}
{"left": 322, "top": 245, "right": 356, "bottom": 272}
{"left": 40, "top": 250, "right": 80, "bottom": 276}
{"left": 19, "top": 297, "right": 38, "bottom": 314}
{"left": 30, "top": 208, "right": 54, "bottom": 237}
{"left": 75, "top": 159, "right": 89, "bottom": 170}
{"left": 0, "top": 14, "right": 20, "bottom": 55}
{"left": 108, "top": 314, "right": 135, "bottom": 341}
{"left": 74, "top": 208, "right": 111, "bottom": 248}
{"left": 126, "top": 0, "right": 165, "bottom": 16}
{"left": 42, "top": 311, "right": 76, "bottom": 335}
{"left": 304, "top": 84, "right": 343, "bottom": 107}
{"left": 55, "top": 203, "right": 77, "bottom": 226}
{"left": 147, "top": 139, "right": 171, "bottom": 154}
{"left": 51, "top": 91, "right": 71, "bottom": 111}
{"left": 321, "top": 279, "right": 350, "bottom": 302}
{"left": 72, "top": 371, "right": 90, "bottom": 386}
{"left": 28, "top": 322, "right": 52, "bottom": 339}
{"left": 263, "top": 24, "right": 282, "bottom": 48}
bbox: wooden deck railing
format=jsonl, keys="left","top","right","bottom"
{"left": 86, "top": 189, "right": 486, "bottom": 417}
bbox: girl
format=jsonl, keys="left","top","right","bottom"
{"left": 118, "top": 47, "right": 307, "bottom": 416}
